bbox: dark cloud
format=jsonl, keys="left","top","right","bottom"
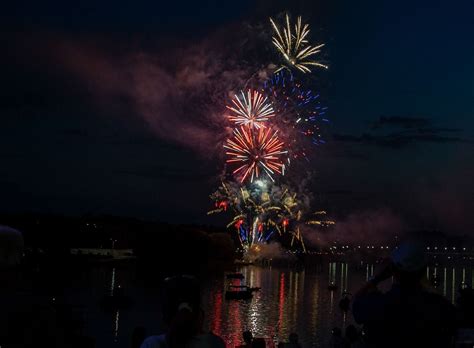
{"left": 334, "top": 116, "right": 471, "bottom": 148}
{"left": 371, "top": 116, "right": 431, "bottom": 129}
{"left": 334, "top": 132, "right": 466, "bottom": 148}
{"left": 371, "top": 116, "right": 462, "bottom": 133}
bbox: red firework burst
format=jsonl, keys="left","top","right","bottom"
{"left": 224, "top": 126, "right": 287, "bottom": 183}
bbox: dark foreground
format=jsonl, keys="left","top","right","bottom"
{"left": 3, "top": 254, "right": 473, "bottom": 347}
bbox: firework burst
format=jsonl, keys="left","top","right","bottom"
{"left": 270, "top": 13, "right": 327, "bottom": 74}
{"left": 208, "top": 12, "right": 334, "bottom": 255}
{"left": 226, "top": 89, "right": 275, "bottom": 129}
{"left": 224, "top": 126, "right": 287, "bottom": 183}
{"left": 262, "top": 70, "right": 329, "bottom": 160}
{"left": 208, "top": 180, "right": 309, "bottom": 251}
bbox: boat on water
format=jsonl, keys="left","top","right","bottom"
{"left": 229, "top": 284, "right": 261, "bottom": 292}
{"left": 225, "top": 285, "right": 254, "bottom": 300}
{"left": 328, "top": 282, "right": 338, "bottom": 291}
{"left": 226, "top": 272, "right": 245, "bottom": 279}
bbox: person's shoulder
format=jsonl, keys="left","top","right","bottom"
{"left": 205, "top": 332, "right": 226, "bottom": 347}
{"left": 140, "top": 335, "right": 167, "bottom": 348}
{"left": 193, "top": 332, "right": 226, "bottom": 348}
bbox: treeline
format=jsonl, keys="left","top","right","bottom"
{"left": 0, "top": 213, "right": 236, "bottom": 274}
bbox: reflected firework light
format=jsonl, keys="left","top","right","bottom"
{"left": 269, "top": 13, "right": 328, "bottom": 74}
{"left": 224, "top": 126, "right": 288, "bottom": 183}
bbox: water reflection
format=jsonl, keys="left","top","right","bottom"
{"left": 443, "top": 267, "right": 447, "bottom": 297}
{"left": 340, "top": 263, "right": 344, "bottom": 294}
{"left": 329, "top": 262, "right": 336, "bottom": 284}
{"left": 89, "top": 259, "right": 474, "bottom": 347}
{"left": 110, "top": 267, "right": 116, "bottom": 296}
{"left": 339, "top": 263, "right": 348, "bottom": 293}
{"left": 202, "top": 261, "right": 474, "bottom": 347}
{"left": 114, "top": 310, "right": 120, "bottom": 343}
{"left": 365, "top": 263, "right": 374, "bottom": 281}
{"left": 204, "top": 263, "right": 358, "bottom": 347}
{"left": 452, "top": 268, "right": 456, "bottom": 304}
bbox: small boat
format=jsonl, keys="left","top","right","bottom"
{"left": 228, "top": 285, "right": 261, "bottom": 292}
{"left": 225, "top": 285, "right": 253, "bottom": 300}
{"left": 328, "top": 282, "right": 338, "bottom": 291}
{"left": 226, "top": 272, "right": 245, "bottom": 279}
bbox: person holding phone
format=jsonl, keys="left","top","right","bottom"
{"left": 352, "top": 241, "right": 456, "bottom": 348}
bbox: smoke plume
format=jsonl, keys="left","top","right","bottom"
{"left": 303, "top": 208, "right": 405, "bottom": 247}
{"left": 39, "top": 24, "right": 273, "bottom": 157}
{"left": 243, "top": 242, "right": 296, "bottom": 262}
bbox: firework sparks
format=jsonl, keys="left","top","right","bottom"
{"left": 209, "top": 180, "right": 309, "bottom": 251}
{"left": 306, "top": 211, "right": 336, "bottom": 226}
{"left": 208, "top": 12, "right": 334, "bottom": 255}
{"left": 262, "top": 70, "right": 329, "bottom": 160}
{"left": 224, "top": 126, "right": 287, "bottom": 183}
{"left": 226, "top": 90, "right": 275, "bottom": 129}
{"left": 270, "top": 14, "right": 327, "bottom": 73}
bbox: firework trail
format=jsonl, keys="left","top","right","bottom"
{"left": 270, "top": 13, "right": 327, "bottom": 74}
{"left": 226, "top": 89, "right": 275, "bottom": 129}
{"left": 224, "top": 126, "right": 288, "bottom": 183}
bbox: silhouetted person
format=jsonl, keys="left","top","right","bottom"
{"left": 339, "top": 294, "right": 351, "bottom": 312}
{"left": 237, "top": 330, "right": 253, "bottom": 348}
{"left": 344, "top": 325, "right": 361, "bottom": 348}
{"left": 0, "top": 226, "right": 72, "bottom": 347}
{"left": 455, "top": 286, "right": 474, "bottom": 345}
{"left": 457, "top": 286, "right": 474, "bottom": 327}
{"left": 287, "top": 333, "right": 301, "bottom": 348}
{"left": 140, "top": 275, "right": 225, "bottom": 348}
{"left": 278, "top": 332, "right": 301, "bottom": 348}
{"left": 252, "top": 337, "right": 266, "bottom": 348}
{"left": 132, "top": 326, "right": 147, "bottom": 348}
{"left": 352, "top": 242, "right": 456, "bottom": 348}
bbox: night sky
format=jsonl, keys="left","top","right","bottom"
{"left": 1, "top": 0, "right": 473, "bottom": 234}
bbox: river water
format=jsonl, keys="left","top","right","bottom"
{"left": 67, "top": 259, "right": 473, "bottom": 347}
